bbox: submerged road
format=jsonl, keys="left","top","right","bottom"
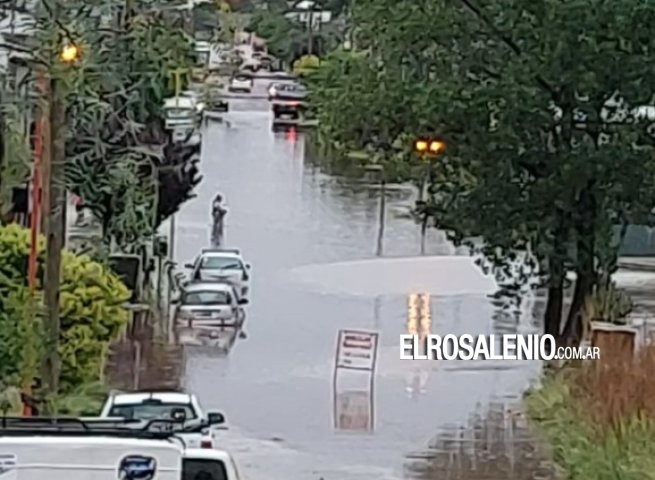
{"left": 173, "top": 78, "right": 549, "bottom": 479}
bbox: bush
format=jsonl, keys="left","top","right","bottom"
{"left": 0, "top": 223, "right": 130, "bottom": 392}
{"left": 526, "top": 351, "right": 655, "bottom": 480}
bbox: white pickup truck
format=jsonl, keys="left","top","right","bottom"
{"left": 100, "top": 390, "right": 226, "bottom": 449}
{"left": 0, "top": 417, "right": 243, "bottom": 480}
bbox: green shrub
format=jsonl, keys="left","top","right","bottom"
{"left": 0, "top": 223, "right": 130, "bottom": 392}
{"left": 526, "top": 371, "right": 655, "bottom": 480}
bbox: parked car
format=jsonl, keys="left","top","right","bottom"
{"left": 99, "top": 390, "right": 225, "bottom": 449}
{"left": 173, "top": 281, "right": 248, "bottom": 328}
{"left": 268, "top": 82, "right": 306, "bottom": 101}
{"left": 185, "top": 248, "right": 251, "bottom": 298}
{"left": 228, "top": 73, "right": 253, "bottom": 93}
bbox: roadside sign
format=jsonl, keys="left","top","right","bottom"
{"left": 335, "top": 390, "right": 372, "bottom": 432}
{"left": 335, "top": 329, "right": 379, "bottom": 371}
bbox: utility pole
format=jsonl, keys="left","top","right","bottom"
{"left": 41, "top": 75, "right": 65, "bottom": 410}
{"left": 306, "top": 8, "right": 313, "bottom": 55}
{"left": 39, "top": 73, "right": 51, "bottom": 236}
{"left": 413, "top": 138, "right": 445, "bottom": 255}
{"left": 40, "top": 42, "right": 78, "bottom": 412}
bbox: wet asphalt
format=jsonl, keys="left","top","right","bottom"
{"left": 172, "top": 78, "right": 550, "bottom": 480}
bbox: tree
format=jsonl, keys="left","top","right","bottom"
{"left": 50, "top": 0, "right": 202, "bottom": 250}
{"left": 0, "top": 223, "right": 130, "bottom": 394}
{"left": 248, "top": 10, "right": 304, "bottom": 63}
{"left": 307, "top": 0, "right": 655, "bottom": 344}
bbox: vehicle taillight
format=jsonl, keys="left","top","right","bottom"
{"left": 201, "top": 439, "right": 213, "bottom": 448}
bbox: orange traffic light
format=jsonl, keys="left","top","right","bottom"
{"left": 414, "top": 138, "right": 445, "bottom": 155}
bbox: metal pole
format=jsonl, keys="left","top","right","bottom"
{"left": 307, "top": 9, "right": 313, "bottom": 55}
{"left": 23, "top": 71, "right": 47, "bottom": 417}
{"left": 420, "top": 161, "right": 429, "bottom": 255}
{"left": 27, "top": 73, "right": 46, "bottom": 294}
{"left": 375, "top": 178, "right": 385, "bottom": 256}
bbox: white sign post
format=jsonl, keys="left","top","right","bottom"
{"left": 333, "top": 329, "right": 379, "bottom": 432}
{"left": 335, "top": 330, "right": 379, "bottom": 371}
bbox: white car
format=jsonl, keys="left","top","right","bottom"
{"left": 173, "top": 281, "right": 247, "bottom": 328}
{"left": 185, "top": 248, "right": 251, "bottom": 298}
{"left": 229, "top": 74, "right": 253, "bottom": 93}
{"left": 99, "top": 390, "right": 225, "bottom": 449}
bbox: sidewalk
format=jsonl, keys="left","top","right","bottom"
{"left": 618, "top": 256, "right": 655, "bottom": 272}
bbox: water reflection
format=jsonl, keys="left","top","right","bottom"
{"left": 406, "top": 293, "right": 431, "bottom": 398}
{"left": 174, "top": 325, "right": 244, "bottom": 355}
{"left": 333, "top": 389, "right": 374, "bottom": 433}
{"left": 404, "top": 401, "right": 554, "bottom": 479}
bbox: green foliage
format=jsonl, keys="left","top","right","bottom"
{"left": 526, "top": 374, "right": 655, "bottom": 479}
{"left": 249, "top": 10, "right": 304, "bottom": 62}
{"left": 308, "top": 0, "right": 655, "bottom": 330}
{"left": 583, "top": 280, "right": 633, "bottom": 325}
{"left": 54, "top": 381, "right": 107, "bottom": 416}
{"left": 292, "top": 54, "right": 320, "bottom": 76}
{"left": 28, "top": 0, "right": 199, "bottom": 249}
{"left": 0, "top": 223, "right": 130, "bottom": 393}
{"left": 0, "top": 94, "right": 31, "bottom": 217}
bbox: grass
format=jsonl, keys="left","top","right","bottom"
{"left": 526, "top": 348, "right": 655, "bottom": 480}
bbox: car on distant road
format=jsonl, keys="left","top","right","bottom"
{"left": 268, "top": 82, "right": 306, "bottom": 101}
{"left": 271, "top": 98, "right": 305, "bottom": 126}
{"left": 100, "top": 390, "right": 225, "bottom": 449}
{"left": 228, "top": 73, "right": 253, "bottom": 93}
{"left": 185, "top": 248, "right": 251, "bottom": 298}
{"left": 173, "top": 281, "right": 247, "bottom": 328}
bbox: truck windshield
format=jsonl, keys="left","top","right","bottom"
{"left": 183, "top": 459, "right": 228, "bottom": 480}
{"left": 108, "top": 403, "right": 197, "bottom": 420}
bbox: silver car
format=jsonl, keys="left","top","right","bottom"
{"left": 173, "top": 282, "right": 248, "bottom": 327}
{"left": 185, "top": 249, "right": 251, "bottom": 298}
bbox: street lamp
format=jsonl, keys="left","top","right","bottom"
{"left": 364, "top": 164, "right": 385, "bottom": 257}
{"left": 413, "top": 138, "right": 445, "bottom": 254}
{"left": 59, "top": 44, "right": 79, "bottom": 63}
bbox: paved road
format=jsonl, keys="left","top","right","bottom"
{"left": 173, "top": 79, "right": 548, "bottom": 480}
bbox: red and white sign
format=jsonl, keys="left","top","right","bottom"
{"left": 335, "top": 330, "right": 379, "bottom": 371}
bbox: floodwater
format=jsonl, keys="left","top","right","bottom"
{"left": 172, "top": 78, "right": 554, "bottom": 479}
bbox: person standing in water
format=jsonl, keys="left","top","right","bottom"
{"left": 211, "top": 193, "right": 228, "bottom": 247}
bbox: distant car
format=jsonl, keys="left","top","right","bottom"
{"left": 240, "top": 61, "right": 260, "bottom": 73}
{"left": 180, "top": 90, "right": 205, "bottom": 113}
{"left": 185, "top": 248, "right": 251, "bottom": 298}
{"left": 204, "top": 87, "right": 228, "bottom": 112}
{"left": 271, "top": 99, "right": 304, "bottom": 124}
{"left": 173, "top": 281, "right": 247, "bottom": 328}
{"left": 268, "top": 82, "right": 306, "bottom": 101}
{"left": 229, "top": 74, "right": 253, "bottom": 93}
{"left": 99, "top": 390, "right": 225, "bottom": 449}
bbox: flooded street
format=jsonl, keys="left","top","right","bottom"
{"left": 173, "top": 79, "right": 552, "bottom": 479}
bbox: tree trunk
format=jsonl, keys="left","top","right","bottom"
{"left": 561, "top": 186, "right": 596, "bottom": 346}
{"left": 544, "top": 209, "right": 568, "bottom": 339}
{"left": 0, "top": 107, "right": 5, "bottom": 216}
{"left": 544, "top": 269, "right": 564, "bottom": 337}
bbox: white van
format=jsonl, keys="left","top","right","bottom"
{"left": 0, "top": 436, "right": 182, "bottom": 479}
{"left": 0, "top": 438, "right": 242, "bottom": 480}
